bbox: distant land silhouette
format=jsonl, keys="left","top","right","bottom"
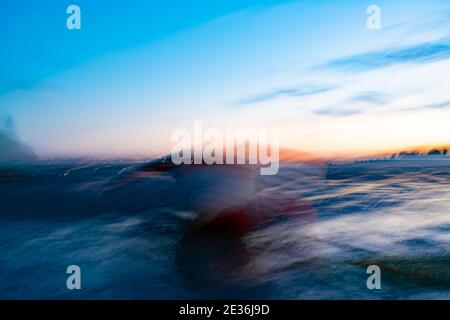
{"left": 390, "top": 147, "right": 448, "bottom": 159}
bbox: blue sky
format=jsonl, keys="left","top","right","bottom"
{"left": 0, "top": 0, "right": 294, "bottom": 94}
{"left": 1, "top": 0, "right": 450, "bottom": 157}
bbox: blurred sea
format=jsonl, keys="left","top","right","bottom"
{"left": 0, "top": 158, "right": 449, "bottom": 299}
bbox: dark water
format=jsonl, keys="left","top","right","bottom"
{"left": 0, "top": 159, "right": 449, "bottom": 299}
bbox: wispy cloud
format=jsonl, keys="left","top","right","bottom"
{"left": 238, "top": 84, "right": 337, "bottom": 104}
{"left": 322, "top": 38, "right": 450, "bottom": 72}
{"left": 416, "top": 100, "right": 450, "bottom": 110}
{"left": 313, "top": 91, "right": 392, "bottom": 117}
{"left": 349, "top": 91, "right": 391, "bottom": 105}
{"left": 314, "top": 108, "right": 362, "bottom": 117}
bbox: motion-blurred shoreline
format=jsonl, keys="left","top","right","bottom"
{"left": 0, "top": 150, "right": 449, "bottom": 299}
